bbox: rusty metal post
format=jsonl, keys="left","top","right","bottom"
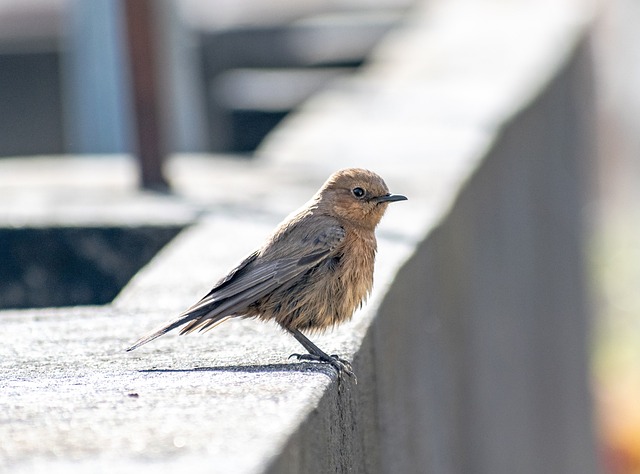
{"left": 123, "top": 0, "right": 170, "bottom": 191}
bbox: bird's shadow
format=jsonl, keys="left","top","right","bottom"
{"left": 138, "top": 361, "right": 336, "bottom": 378}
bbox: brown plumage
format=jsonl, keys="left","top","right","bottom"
{"left": 126, "top": 168, "right": 407, "bottom": 379}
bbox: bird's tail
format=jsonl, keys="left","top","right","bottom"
{"left": 126, "top": 318, "right": 188, "bottom": 352}
{"left": 125, "top": 305, "right": 223, "bottom": 352}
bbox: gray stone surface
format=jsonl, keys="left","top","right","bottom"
{"left": 0, "top": 0, "right": 597, "bottom": 472}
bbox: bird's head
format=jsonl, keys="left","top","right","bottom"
{"left": 316, "top": 168, "right": 407, "bottom": 230}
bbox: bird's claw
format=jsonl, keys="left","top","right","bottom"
{"left": 289, "top": 352, "right": 356, "bottom": 383}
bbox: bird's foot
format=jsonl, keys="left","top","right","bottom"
{"left": 289, "top": 352, "right": 356, "bottom": 383}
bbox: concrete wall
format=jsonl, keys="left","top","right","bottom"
{"left": 372, "top": 42, "right": 597, "bottom": 474}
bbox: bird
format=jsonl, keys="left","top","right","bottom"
{"left": 126, "top": 168, "right": 407, "bottom": 379}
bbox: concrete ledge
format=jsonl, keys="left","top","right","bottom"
{"left": 0, "top": 0, "right": 597, "bottom": 472}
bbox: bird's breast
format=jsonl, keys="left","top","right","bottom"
{"left": 258, "top": 230, "right": 377, "bottom": 332}
{"left": 336, "top": 233, "right": 376, "bottom": 313}
{"left": 301, "top": 230, "right": 375, "bottom": 330}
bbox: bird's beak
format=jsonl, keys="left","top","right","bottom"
{"left": 374, "top": 193, "right": 408, "bottom": 203}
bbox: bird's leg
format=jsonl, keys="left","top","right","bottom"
{"left": 286, "top": 328, "right": 355, "bottom": 381}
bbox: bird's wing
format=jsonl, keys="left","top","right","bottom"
{"left": 126, "top": 223, "right": 345, "bottom": 351}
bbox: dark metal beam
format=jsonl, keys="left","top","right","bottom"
{"left": 123, "top": 0, "right": 170, "bottom": 191}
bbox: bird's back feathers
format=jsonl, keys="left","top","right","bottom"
{"left": 126, "top": 217, "right": 346, "bottom": 351}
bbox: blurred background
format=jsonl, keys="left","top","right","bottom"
{"left": 0, "top": 0, "right": 411, "bottom": 158}
{"left": 592, "top": 1, "right": 640, "bottom": 472}
{"left": 0, "top": 0, "right": 638, "bottom": 472}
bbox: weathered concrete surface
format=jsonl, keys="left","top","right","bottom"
{"left": 0, "top": 0, "right": 597, "bottom": 473}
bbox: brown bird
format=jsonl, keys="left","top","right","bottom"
{"left": 126, "top": 168, "right": 407, "bottom": 379}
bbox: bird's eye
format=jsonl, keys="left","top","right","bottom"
{"left": 352, "top": 187, "right": 365, "bottom": 198}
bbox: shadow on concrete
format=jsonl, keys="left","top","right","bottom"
{"left": 139, "top": 362, "right": 336, "bottom": 377}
